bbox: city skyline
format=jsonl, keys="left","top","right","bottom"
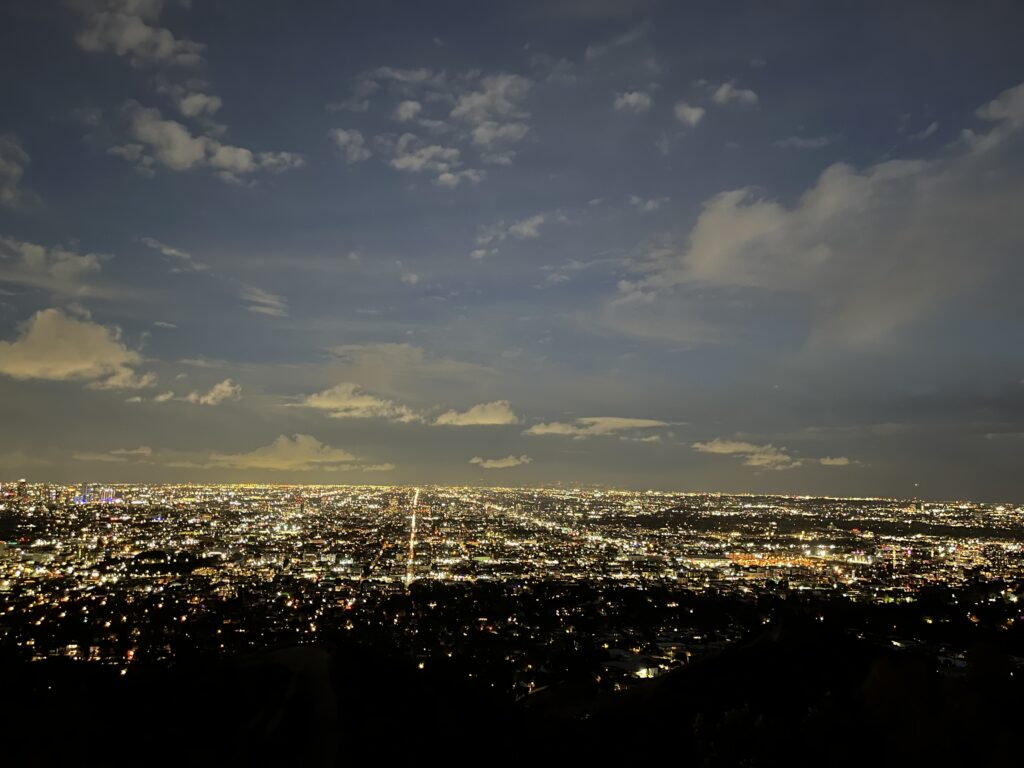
{"left": 2, "top": 2, "right": 1024, "bottom": 500}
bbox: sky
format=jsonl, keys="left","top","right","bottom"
{"left": 0, "top": 1, "right": 1023, "bottom": 500}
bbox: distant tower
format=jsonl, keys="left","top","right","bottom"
{"left": 16, "top": 478, "right": 27, "bottom": 502}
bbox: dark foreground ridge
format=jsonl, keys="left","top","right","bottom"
{"left": 3, "top": 610, "right": 1020, "bottom": 767}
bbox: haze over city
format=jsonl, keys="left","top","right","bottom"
{"left": 1, "top": 1, "right": 1023, "bottom": 500}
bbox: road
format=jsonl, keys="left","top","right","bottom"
{"left": 405, "top": 488, "right": 419, "bottom": 587}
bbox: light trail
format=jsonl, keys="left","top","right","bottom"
{"left": 405, "top": 488, "right": 419, "bottom": 586}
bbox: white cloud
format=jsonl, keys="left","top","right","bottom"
{"left": 208, "top": 434, "right": 358, "bottom": 471}
{"left": 616, "top": 81, "right": 1024, "bottom": 347}
{"left": 111, "top": 445, "right": 152, "bottom": 456}
{"left": 394, "top": 100, "right": 422, "bottom": 122}
{"left": 177, "top": 91, "right": 222, "bottom": 117}
{"left": 154, "top": 390, "right": 175, "bottom": 402}
{"left": 628, "top": 195, "right": 667, "bottom": 212}
{"left": 0, "top": 236, "right": 105, "bottom": 296}
{"left": 117, "top": 104, "right": 303, "bottom": 180}
{"left": 450, "top": 74, "right": 532, "bottom": 157}
{"left": 140, "top": 236, "right": 209, "bottom": 272}
{"left": 712, "top": 81, "right": 759, "bottom": 106}
{"left": 692, "top": 438, "right": 801, "bottom": 470}
{"left": 435, "top": 400, "right": 518, "bottom": 426}
{"left": 470, "top": 454, "right": 532, "bottom": 469}
{"left": 328, "top": 128, "right": 372, "bottom": 163}
{"left": 185, "top": 378, "right": 241, "bottom": 405}
{"left": 302, "top": 382, "right": 421, "bottom": 422}
{"left": 820, "top": 456, "right": 851, "bottom": 466}
{"left": 471, "top": 121, "right": 529, "bottom": 147}
{"left": 436, "top": 169, "right": 485, "bottom": 188}
{"left": 400, "top": 271, "right": 420, "bottom": 285}
{"left": 0, "top": 308, "right": 154, "bottom": 389}
{"left": 73, "top": 0, "right": 205, "bottom": 68}
{"left": 451, "top": 74, "right": 532, "bottom": 125}
{"left": 674, "top": 102, "right": 705, "bottom": 126}
{"left": 0, "top": 135, "right": 30, "bottom": 208}
{"left": 389, "top": 133, "right": 460, "bottom": 174}
{"left": 125, "top": 104, "right": 207, "bottom": 169}
{"left": 238, "top": 284, "right": 288, "bottom": 317}
{"left": 507, "top": 214, "right": 545, "bottom": 239}
{"left": 692, "top": 439, "right": 853, "bottom": 471}
{"left": 525, "top": 416, "right": 668, "bottom": 438}
{"left": 614, "top": 91, "right": 653, "bottom": 113}
{"left": 74, "top": 445, "right": 152, "bottom": 463}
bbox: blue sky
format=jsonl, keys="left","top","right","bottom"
{"left": 1, "top": 1, "right": 1023, "bottom": 499}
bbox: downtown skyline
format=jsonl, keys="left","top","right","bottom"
{"left": 1, "top": 1, "right": 1023, "bottom": 500}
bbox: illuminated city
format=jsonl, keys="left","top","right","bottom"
{"left": 4, "top": 0, "right": 1024, "bottom": 763}
{"left": 4, "top": 481, "right": 1022, "bottom": 675}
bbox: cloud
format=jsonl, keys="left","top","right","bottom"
{"left": 114, "top": 104, "right": 303, "bottom": 180}
{"left": 471, "top": 121, "right": 529, "bottom": 148}
{"left": 385, "top": 132, "right": 484, "bottom": 186}
{"left": 73, "top": 445, "right": 152, "bottom": 463}
{"left": 692, "top": 438, "right": 801, "bottom": 470}
{"left": 628, "top": 195, "right": 667, "bottom": 212}
{"left": 0, "top": 236, "right": 106, "bottom": 297}
{"left": 389, "top": 133, "right": 461, "bottom": 175}
{"left": 487, "top": 215, "right": 549, "bottom": 248}
{"left": 674, "top": 102, "right": 705, "bottom": 127}
{"left": 328, "top": 128, "right": 372, "bottom": 163}
{"left": 185, "top": 378, "right": 241, "bottom": 405}
{"left": 712, "top": 81, "right": 759, "bottom": 105}
{"left": 450, "top": 74, "right": 533, "bottom": 158}
{"left": 436, "top": 169, "right": 485, "bottom": 187}
{"left": 692, "top": 439, "right": 854, "bottom": 471}
{"left": 0, "top": 308, "right": 154, "bottom": 389}
{"left": 470, "top": 454, "right": 532, "bottom": 469}
{"left": 614, "top": 91, "right": 653, "bottom": 112}
{"left": 208, "top": 434, "right": 358, "bottom": 471}
{"left": 72, "top": 0, "right": 205, "bottom": 68}
{"left": 110, "top": 445, "right": 152, "bottom": 456}
{"left": 525, "top": 416, "right": 668, "bottom": 438}
{"left": 773, "top": 135, "right": 836, "bottom": 149}
{"left": 435, "top": 400, "right": 519, "bottom": 426}
{"left": 176, "top": 91, "right": 222, "bottom": 117}
{"left": 819, "top": 456, "right": 851, "bottom": 466}
{"left": 327, "top": 343, "right": 493, "bottom": 397}
{"left": 140, "top": 236, "right": 209, "bottom": 272}
{"left": 508, "top": 214, "right": 546, "bottom": 239}
{"left": 154, "top": 390, "right": 175, "bottom": 402}
{"left": 911, "top": 121, "right": 939, "bottom": 140}
{"left": 0, "top": 135, "right": 30, "bottom": 207}
{"left": 238, "top": 284, "right": 288, "bottom": 317}
{"left": 302, "top": 382, "right": 420, "bottom": 422}
{"left": 394, "top": 100, "right": 422, "bottom": 122}
{"left": 327, "top": 66, "right": 440, "bottom": 114}
{"left": 451, "top": 73, "right": 531, "bottom": 125}
{"left": 123, "top": 104, "right": 206, "bottom": 169}
{"left": 615, "top": 81, "right": 1024, "bottom": 347}
{"left": 400, "top": 271, "right": 420, "bottom": 285}
{"left": 475, "top": 212, "right": 551, "bottom": 247}
{"left": 584, "top": 23, "right": 648, "bottom": 61}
